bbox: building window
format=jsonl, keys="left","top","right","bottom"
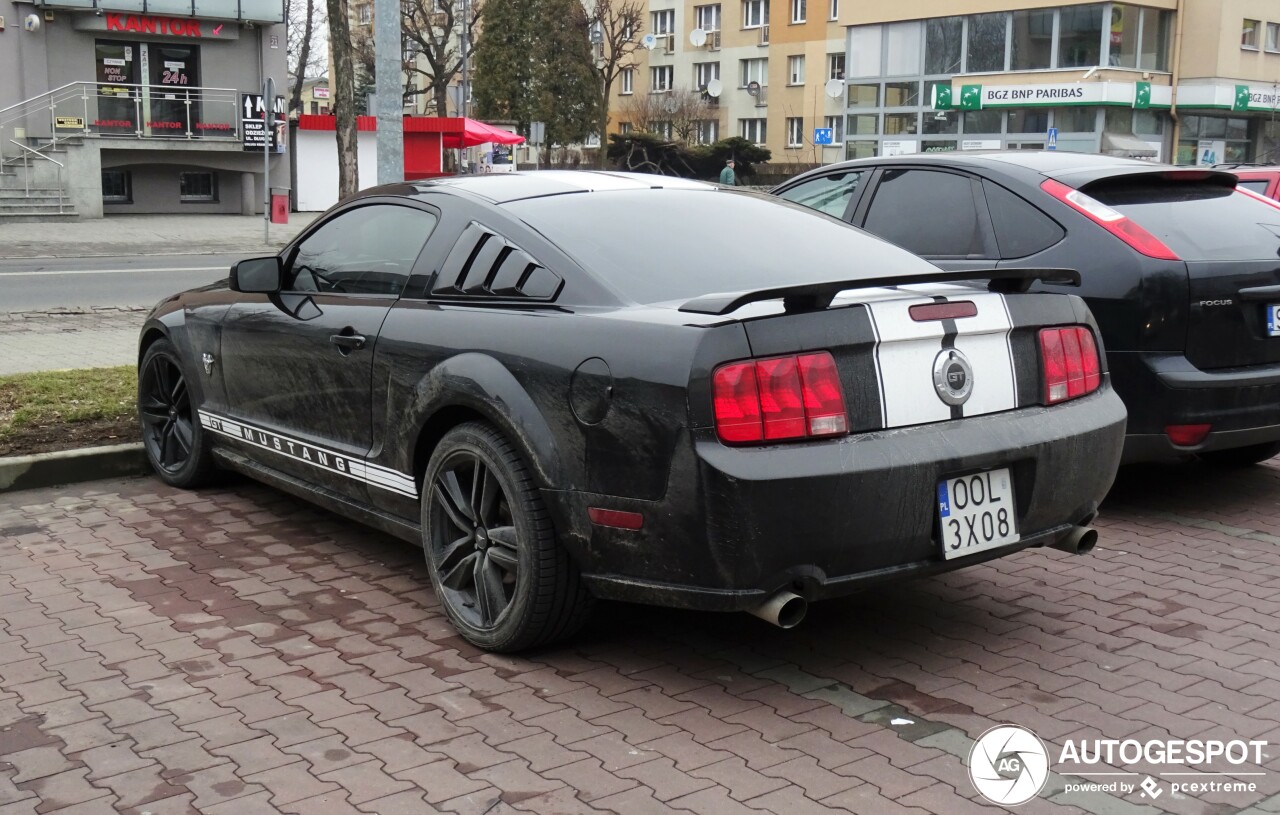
{"left": 884, "top": 112, "right": 918, "bottom": 135}
{"left": 1268, "top": 22, "right": 1280, "bottom": 52}
{"left": 695, "top": 61, "right": 721, "bottom": 89}
{"left": 696, "top": 4, "right": 721, "bottom": 31}
{"left": 925, "top": 17, "right": 962, "bottom": 75}
{"left": 179, "top": 171, "right": 217, "bottom": 203}
{"left": 786, "top": 117, "right": 804, "bottom": 146}
{"left": 829, "top": 0, "right": 837, "bottom": 20}
{"left": 1243, "top": 19, "right": 1261, "bottom": 49}
{"left": 827, "top": 53, "right": 845, "bottom": 80}
{"left": 740, "top": 57, "right": 768, "bottom": 86}
{"left": 884, "top": 81, "right": 919, "bottom": 107}
{"left": 621, "top": 68, "right": 634, "bottom": 94}
{"left": 652, "top": 120, "right": 673, "bottom": 139}
{"left": 357, "top": 3, "right": 372, "bottom": 24}
{"left": 1011, "top": 8, "right": 1054, "bottom": 70}
{"left": 790, "top": 0, "right": 804, "bottom": 24}
{"left": 695, "top": 119, "right": 720, "bottom": 144}
{"left": 885, "top": 21, "right": 922, "bottom": 76}
{"left": 742, "top": 0, "right": 767, "bottom": 29}
{"left": 847, "top": 114, "right": 879, "bottom": 135}
{"left": 651, "top": 8, "right": 675, "bottom": 35}
{"left": 847, "top": 83, "right": 879, "bottom": 107}
{"left": 966, "top": 12, "right": 1008, "bottom": 72}
{"left": 788, "top": 55, "right": 805, "bottom": 85}
{"left": 650, "top": 65, "right": 673, "bottom": 92}
{"left": 1058, "top": 3, "right": 1104, "bottom": 68}
{"left": 101, "top": 170, "right": 131, "bottom": 204}
{"left": 619, "top": 121, "right": 633, "bottom": 134}
{"left": 309, "top": 101, "right": 319, "bottom": 114}
{"left": 740, "top": 117, "right": 767, "bottom": 142}
{"left": 1140, "top": 9, "right": 1173, "bottom": 71}
{"left": 824, "top": 114, "right": 844, "bottom": 142}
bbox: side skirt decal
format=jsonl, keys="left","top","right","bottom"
{"left": 197, "top": 410, "right": 418, "bottom": 499}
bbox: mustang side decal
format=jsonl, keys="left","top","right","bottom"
{"left": 197, "top": 410, "right": 418, "bottom": 499}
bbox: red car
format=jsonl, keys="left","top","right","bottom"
{"left": 1222, "top": 165, "right": 1280, "bottom": 200}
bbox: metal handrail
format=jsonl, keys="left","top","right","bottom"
{"left": 7, "top": 139, "right": 65, "bottom": 213}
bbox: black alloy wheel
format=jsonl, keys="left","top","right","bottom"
{"left": 138, "top": 339, "right": 215, "bottom": 488}
{"left": 422, "top": 422, "right": 592, "bottom": 651}
{"left": 429, "top": 450, "right": 521, "bottom": 628}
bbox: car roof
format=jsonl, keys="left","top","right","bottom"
{"left": 363, "top": 170, "right": 719, "bottom": 205}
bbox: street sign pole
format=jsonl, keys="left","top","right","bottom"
{"left": 263, "top": 76, "right": 273, "bottom": 244}
{"left": 375, "top": 0, "right": 403, "bottom": 184}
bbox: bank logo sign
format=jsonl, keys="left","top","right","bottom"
{"left": 969, "top": 725, "right": 1050, "bottom": 806}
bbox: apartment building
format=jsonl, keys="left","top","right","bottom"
{"left": 614, "top": 0, "right": 1280, "bottom": 165}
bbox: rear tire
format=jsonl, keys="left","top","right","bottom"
{"left": 421, "top": 422, "right": 592, "bottom": 652}
{"left": 138, "top": 339, "right": 216, "bottom": 489}
{"left": 1198, "top": 441, "right": 1280, "bottom": 467}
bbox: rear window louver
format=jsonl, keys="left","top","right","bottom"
{"left": 431, "top": 222, "right": 562, "bottom": 301}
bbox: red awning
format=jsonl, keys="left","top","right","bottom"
{"left": 297, "top": 114, "right": 524, "bottom": 147}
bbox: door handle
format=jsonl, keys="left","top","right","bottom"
{"left": 329, "top": 332, "right": 367, "bottom": 351}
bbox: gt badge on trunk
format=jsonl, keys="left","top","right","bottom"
{"left": 933, "top": 348, "right": 974, "bottom": 406}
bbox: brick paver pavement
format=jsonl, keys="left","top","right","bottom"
{"left": 2, "top": 463, "right": 1279, "bottom": 814}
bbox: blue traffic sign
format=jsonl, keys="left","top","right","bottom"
{"left": 813, "top": 127, "right": 834, "bottom": 145}
{"left": 1047, "top": 127, "right": 1058, "bottom": 150}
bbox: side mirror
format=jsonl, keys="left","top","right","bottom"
{"left": 230, "top": 256, "right": 284, "bottom": 293}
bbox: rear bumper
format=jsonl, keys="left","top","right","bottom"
{"left": 552, "top": 387, "right": 1126, "bottom": 612}
{"left": 1115, "top": 352, "right": 1280, "bottom": 462}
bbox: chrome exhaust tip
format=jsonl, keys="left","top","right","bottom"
{"left": 1050, "top": 525, "right": 1098, "bottom": 555}
{"left": 748, "top": 591, "right": 808, "bottom": 629}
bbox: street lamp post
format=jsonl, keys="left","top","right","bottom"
{"left": 374, "top": 0, "right": 404, "bottom": 184}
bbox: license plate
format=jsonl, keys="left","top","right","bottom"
{"left": 938, "top": 468, "right": 1019, "bottom": 559}
{"left": 1267, "top": 305, "right": 1280, "bottom": 337}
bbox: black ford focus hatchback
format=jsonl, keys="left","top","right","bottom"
{"left": 138, "top": 172, "right": 1125, "bottom": 651}
{"left": 774, "top": 152, "right": 1280, "bottom": 465}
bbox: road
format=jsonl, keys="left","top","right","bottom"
{"left": 0, "top": 252, "right": 250, "bottom": 312}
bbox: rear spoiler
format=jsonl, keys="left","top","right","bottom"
{"left": 677, "top": 268, "right": 1081, "bottom": 316}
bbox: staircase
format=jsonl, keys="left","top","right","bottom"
{"left": 0, "top": 136, "right": 78, "bottom": 222}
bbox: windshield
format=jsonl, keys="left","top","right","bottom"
{"left": 504, "top": 189, "right": 938, "bottom": 304}
{"left": 1087, "top": 180, "right": 1280, "bottom": 261}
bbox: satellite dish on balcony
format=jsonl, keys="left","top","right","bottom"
{"left": 663, "top": 95, "right": 679, "bottom": 113}
{"left": 641, "top": 33, "right": 657, "bottom": 50}
{"left": 705, "top": 79, "right": 723, "bottom": 97}
{"left": 825, "top": 79, "right": 844, "bottom": 98}
{"left": 689, "top": 28, "right": 707, "bottom": 46}
{"left": 746, "top": 81, "right": 761, "bottom": 97}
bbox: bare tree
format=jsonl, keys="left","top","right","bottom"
{"left": 617, "top": 92, "right": 664, "bottom": 135}
{"left": 618, "top": 88, "right": 714, "bottom": 144}
{"left": 327, "top": 0, "right": 359, "bottom": 197}
{"left": 585, "top": 0, "right": 643, "bottom": 166}
{"left": 286, "top": 0, "right": 326, "bottom": 115}
{"left": 402, "top": 0, "right": 482, "bottom": 116}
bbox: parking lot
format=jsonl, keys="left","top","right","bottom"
{"left": 0, "top": 463, "right": 1276, "bottom": 815}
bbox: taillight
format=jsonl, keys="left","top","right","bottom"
{"left": 1040, "top": 178, "right": 1180, "bottom": 261}
{"left": 712, "top": 351, "right": 849, "bottom": 445}
{"left": 1039, "top": 326, "right": 1101, "bottom": 404}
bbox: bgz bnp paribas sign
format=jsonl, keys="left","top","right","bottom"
{"left": 933, "top": 81, "right": 1168, "bottom": 111}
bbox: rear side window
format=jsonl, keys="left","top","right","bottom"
{"left": 863, "top": 169, "right": 988, "bottom": 257}
{"left": 1236, "top": 179, "right": 1271, "bottom": 194}
{"left": 983, "top": 180, "right": 1065, "bottom": 258}
{"left": 1088, "top": 180, "right": 1280, "bottom": 261}
{"left": 776, "top": 171, "right": 866, "bottom": 218}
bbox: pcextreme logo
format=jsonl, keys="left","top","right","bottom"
{"left": 968, "top": 725, "right": 1269, "bottom": 806}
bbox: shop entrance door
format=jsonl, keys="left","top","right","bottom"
{"left": 94, "top": 41, "right": 139, "bottom": 134}
{"left": 148, "top": 43, "right": 201, "bottom": 135}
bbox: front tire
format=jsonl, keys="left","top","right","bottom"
{"left": 1198, "top": 441, "right": 1280, "bottom": 467}
{"left": 138, "top": 338, "right": 216, "bottom": 489}
{"left": 421, "top": 422, "right": 592, "bottom": 652}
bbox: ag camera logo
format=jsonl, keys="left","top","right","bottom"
{"left": 969, "top": 725, "right": 1051, "bottom": 806}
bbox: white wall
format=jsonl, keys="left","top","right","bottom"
{"left": 296, "top": 130, "right": 379, "bottom": 212}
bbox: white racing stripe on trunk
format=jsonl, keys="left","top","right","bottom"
{"left": 860, "top": 289, "right": 1018, "bottom": 429}
{"left": 197, "top": 410, "right": 418, "bottom": 499}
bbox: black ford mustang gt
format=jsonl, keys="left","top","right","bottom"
{"left": 137, "top": 171, "right": 1126, "bottom": 652}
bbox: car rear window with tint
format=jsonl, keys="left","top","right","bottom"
{"left": 1236, "top": 179, "right": 1271, "bottom": 194}
{"left": 863, "top": 169, "right": 988, "bottom": 257}
{"left": 983, "top": 180, "right": 1065, "bottom": 258}
{"left": 503, "top": 189, "right": 939, "bottom": 305}
{"left": 1086, "top": 178, "right": 1280, "bottom": 261}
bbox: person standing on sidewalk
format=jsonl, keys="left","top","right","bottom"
{"left": 719, "top": 159, "right": 736, "bottom": 186}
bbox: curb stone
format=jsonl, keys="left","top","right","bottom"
{"left": 0, "top": 443, "right": 148, "bottom": 493}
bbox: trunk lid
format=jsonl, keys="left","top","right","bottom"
{"left": 742, "top": 285, "right": 1036, "bottom": 432}
{"left": 1085, "top": 175, "right": 1280, "bottom": 370}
